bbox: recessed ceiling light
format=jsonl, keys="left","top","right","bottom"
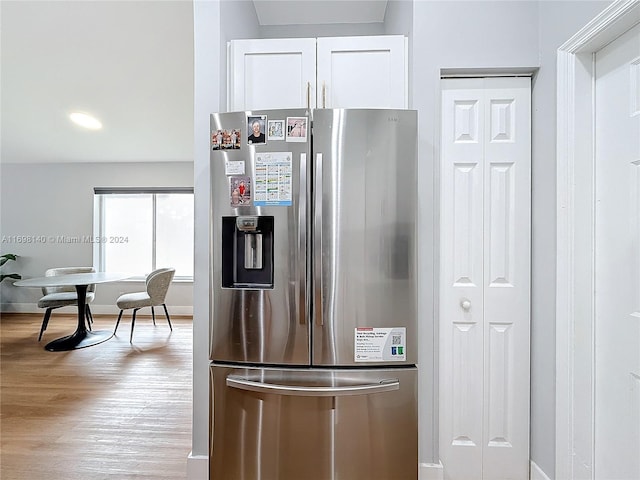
{"left": 69, "top": 112, "right": 102, "bottom": 130}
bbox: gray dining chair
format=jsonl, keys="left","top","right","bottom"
{"left": 113, "top": 268, "right": 175, "bottom": 342}
{"left": 37, "top": 266, "right": 96, "bottom": 341}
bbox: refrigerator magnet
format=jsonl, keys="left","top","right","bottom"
{"left": 212, "top": 129, "right": 241, "bottom": 150}
{"left": 225, "top": 160, "right": 245, "bottom": 176}
{"left": 211, "top": 129, "right": 222, "bottom": 150}
{"left": 267, "top": 120, "right": 285, "bottom": 141}
{"left": 229, "top": 176, "right": 252, "bottom": 207}
{"left": 286, "top": 116, "right": 308, "bottom": 143}
{"left": 247, "top": 115, "right": 267, "bottom": 145}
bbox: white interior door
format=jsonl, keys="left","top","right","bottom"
{"left": 315, "top": 35, "right": 407, "bottom": 109}
{"left": 228, "top": 38, "right": 316, "bottom": 111}
{"left": 440, "top": 77, "right": 531, "bottom": 480}
{"left": 594, "top": 21, "right": 640, "bottom": 480}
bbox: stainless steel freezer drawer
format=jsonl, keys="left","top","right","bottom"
{"left": 210, "top": 365, "right": 418, "bottom": 480}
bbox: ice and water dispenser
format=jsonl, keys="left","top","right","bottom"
{"left": 221, "top": 216, "right": 274, "bottom": 289}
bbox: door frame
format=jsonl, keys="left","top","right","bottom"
{"left": 556, "top": 1, "right": 640, "bottom": 479}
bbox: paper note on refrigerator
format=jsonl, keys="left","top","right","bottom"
{"left": 254, "top": 152, "right": 293, "bottom": 206}
{"left": 354, "top": 327, "right": 407, "bottom": 362}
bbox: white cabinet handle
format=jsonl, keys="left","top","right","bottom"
{"left": 322, "top": 81, "right": 326, "bottom": 108}
{"left": 306, "top": 81, "right": 310, "bottom": 109}
{"left": 460, "top": 299, "right": 471, "bottom": 310}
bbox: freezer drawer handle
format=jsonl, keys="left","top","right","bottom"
{"left": 226, "top": 375, "right": 399, "bottom": 397}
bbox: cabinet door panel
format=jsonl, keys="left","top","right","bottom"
{"left": 316, "top": 35, "right": 407, "bottom": 109}
{"left": 228, "top": 38, "right": 316, "bottom": 111}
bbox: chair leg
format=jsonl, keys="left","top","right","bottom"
{"left": 85, "top": 304, "right": 92, "bottom": 331}
{"left": 114, "top": 310, "right": 124, "bottom": 334}
{"left": 151, "top": 305, "right": 156, "bottom": 326}
{"left": 162, "top": 304, "right": 172, "bottom": 331}
{"left": 39, "top": 308, "right": 53, "bottom": 341}
{"left": 130, "top": 309, "right": 139, "bottom": 343}
{"left": 86, "top": 305, "right": 94, "bottom": 324}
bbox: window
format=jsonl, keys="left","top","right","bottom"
{"left": 94, "top": 188, "right": 194, "bottom": 280}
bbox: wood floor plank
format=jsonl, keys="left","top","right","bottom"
{"left": 0, "top": 312, "right": 193, "bottom": 480}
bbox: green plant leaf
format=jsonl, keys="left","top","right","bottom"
{"left": 1, "top": 254, "right": 18, "bottom": 267}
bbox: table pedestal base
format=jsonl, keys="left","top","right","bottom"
{"left": 45, "top": 330, "right": 113, "bottom": 352}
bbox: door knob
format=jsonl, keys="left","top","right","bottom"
{"left": 460, "top": 299, "right": 471, "bottom": 310}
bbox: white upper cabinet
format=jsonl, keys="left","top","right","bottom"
{"left": 228, "top": 35, "right": 407, "bottom": 111}
{"left": 228, "top": 38, "right": 317, "bottom": 111}
{"left": 316, "top": 35, "right": 407, "bottom": 109}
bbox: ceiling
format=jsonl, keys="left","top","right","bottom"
{"left": 1, "top": 1, "right": 195, "bottom": 164}
{"left": 0, "top": 0, "right": 388, "bottom": 165}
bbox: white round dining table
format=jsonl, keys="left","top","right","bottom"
{"left": 14, "top": 272, "right": 131, "bottom": 351}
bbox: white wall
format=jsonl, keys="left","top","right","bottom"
{"left": 219, "top": 0, "right": 262, "bottom": 112}
{"left": 0, "top": 161, "right": 194, "bottom": 313}
{"left": 384, "top": 1, "right": 413, "bottom": 39}
{"left": 190, "top": 0, "right": 261, "bottom": 472}
{"left": 191, "top": 1, "right": 221, "bottom": 470}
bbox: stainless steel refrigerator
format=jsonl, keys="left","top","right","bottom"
{"left": 209, "top": 108, "right": 418, "bottom": 480}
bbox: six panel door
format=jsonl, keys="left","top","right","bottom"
{"left": 439, "top": 77, "right": 531, "bottom": 480}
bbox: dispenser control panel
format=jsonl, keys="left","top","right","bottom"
{"left": 236, "top": 216, "right": 258, "bottom": 231}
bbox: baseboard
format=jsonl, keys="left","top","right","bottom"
{"left": 0, "top": 443, "right": 534, "bottom": 480}
{"left": 187, "top": 453, "right": 208, "bottom": 480}
{"left": 420, "top": 462, "right": 444, "bottom": 480}
{"left": 187, "top": 460, "right": 551, "bottom": 480}
{"left": 187, "top": 458, "right": 437, "bottom": 480}
{"left": 530, "top": 460, "right": 552, "bottom": 480}
{"left": 419, "top": 460, "right": 547, "bottom": 480}
{"left": 0, "top": 303, "right": 193, "bottom": 316}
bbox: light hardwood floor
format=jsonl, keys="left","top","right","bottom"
{"left": 0, "top": 312, "right": 193, "bottom": 480}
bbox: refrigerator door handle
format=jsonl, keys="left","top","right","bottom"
{"left": 226, "top": 375, "right": 399, "bottom": 397}
{"left": 299, "top": 153, "right": 307, "bottom": 325}
{"left": 314, "top": 152, "right": 324, "bottom": 326}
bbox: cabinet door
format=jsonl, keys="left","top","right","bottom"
{"left": 316, "top": 35, "right": 407, "bottom": 109}
{"left": 228, "top": 38, "right": 316, "bottom": 111}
